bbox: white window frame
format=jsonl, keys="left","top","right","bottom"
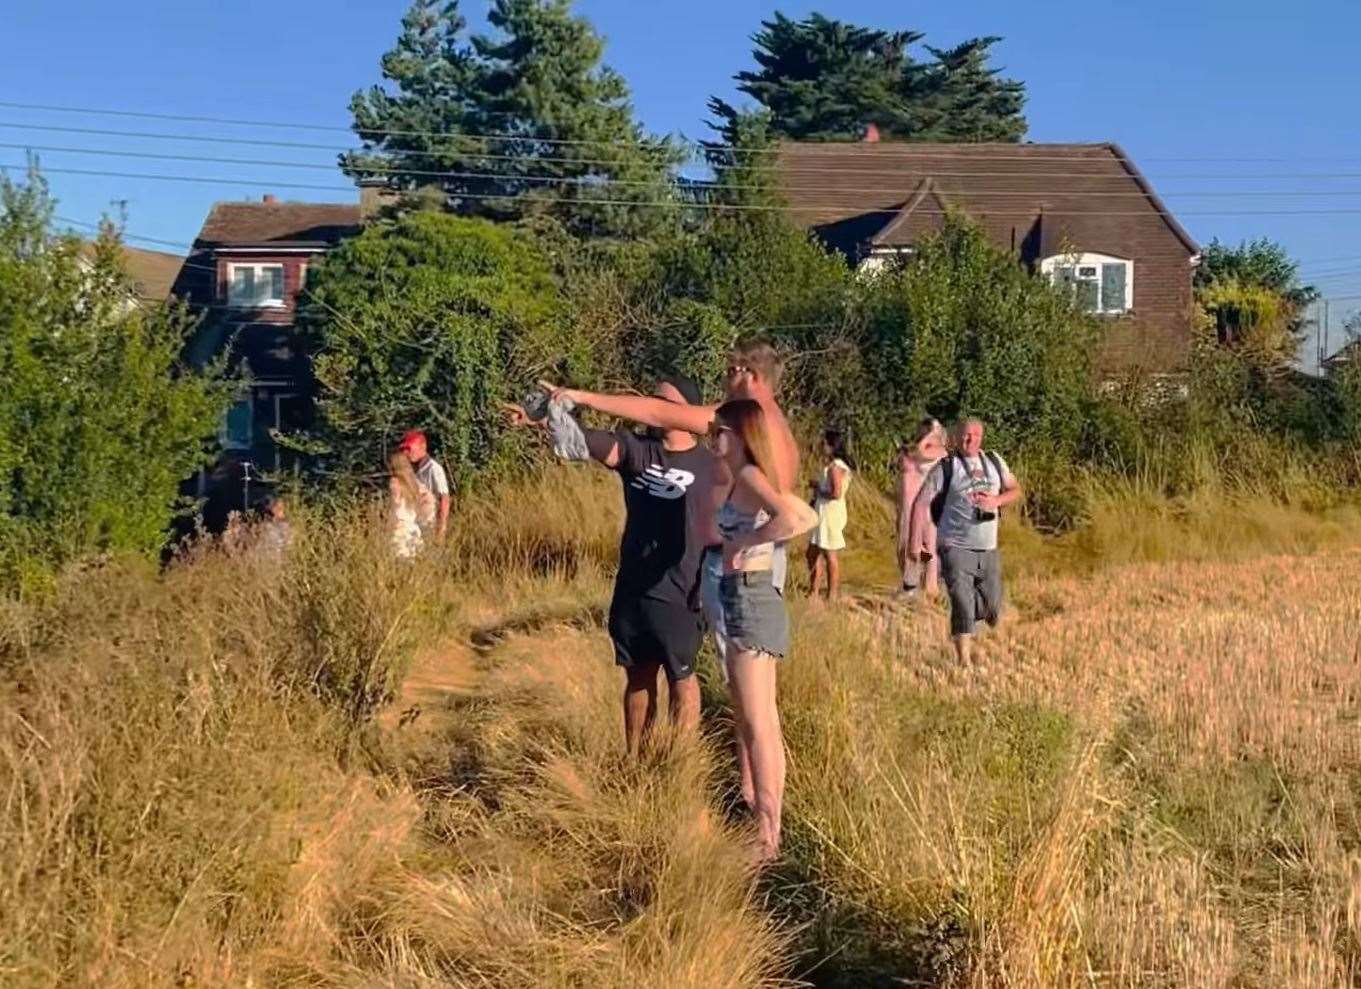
{"left": 857, "top": 245, "right": 914, "bottom": 276}
{"left": 1040, "top": 252, "right": 1133, "bottom": 315}
{"left": 225, "top": 262, "right": 287, "bottom": 309}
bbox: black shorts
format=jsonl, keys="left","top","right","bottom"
{"left": 608, "top": 595, "right": 704, "bottom": 683}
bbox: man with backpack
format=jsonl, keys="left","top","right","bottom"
{"left": 915, "top": 418, "right": 1023, "bottom": 666}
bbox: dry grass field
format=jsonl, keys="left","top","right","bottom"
{"left": 3, "top": 466, "right": 1361, "bottom": 987}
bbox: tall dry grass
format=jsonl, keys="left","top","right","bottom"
{"left": 4, "top": 463, "right": 1361, "bottom": 986}
{"left": 0, "top": 468, "right": 787, "bottom": 987}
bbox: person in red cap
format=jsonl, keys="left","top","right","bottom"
{"left": 397, "top": 430, "right": 450, "bottom": 544}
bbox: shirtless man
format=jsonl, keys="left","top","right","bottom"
{"left": 548, "top": 338, "right": 800, "bottom": 819}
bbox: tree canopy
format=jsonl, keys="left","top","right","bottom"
{"left": 0, "top": 172, "right": 229, "bottom": 588}
{"left": 709, "top": 12, "right": 1027, "bottom": 145}
{"left": 298, "top": 212, "right": 579, "bottom": 483}
{"left": 1195, "top": 238, "right": 1318, "bottom": 364}
{"left": 343, "top": 0, "right": 680, "bottom": 237}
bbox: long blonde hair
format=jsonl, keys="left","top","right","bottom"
{"left": 716, "top": 399, "right": 786, "bottom": 494}
{"left": 389, "top": 451, "right": 419, "bottom": 506}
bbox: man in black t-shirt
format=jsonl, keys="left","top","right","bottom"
{"left": 508, "top": 375, "right": 718, "bottom": 754}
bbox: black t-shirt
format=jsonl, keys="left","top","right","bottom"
{"left": 609, "top": 429, "right": 718, "bottom": 608}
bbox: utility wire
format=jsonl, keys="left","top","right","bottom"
{"left": 22, "top": 162, "right": 1361, "bottom": 219}
{"left": 20, "top": 141, "right": 1361, "bottom": 200}
{"left": 11, "top": 99, "right": 1361, "bottom": 164}
{"left": 13, "top": 121, "right": 1361, "bottom": 184}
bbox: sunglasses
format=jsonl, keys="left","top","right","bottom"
{"left": 726, "top": 364, "right": 752, "bottom": 377}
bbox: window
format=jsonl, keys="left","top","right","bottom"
{"left": 858, "top": 246, "right": 913, "bottom": 276}
{"left": 221, "top": 396, "right": 253, "bottom": 450}
{"left": 1041, "top": 253, "right": 1132, "bottom": 314}
{"left": 227, "top": 263, "right": 286, "bottom": 308}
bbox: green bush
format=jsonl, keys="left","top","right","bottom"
{"left": 0, "top": 173, "right": 229, "bottom": 590}
{"left": 299, "top": 212, "right": 578, "bottom": 485}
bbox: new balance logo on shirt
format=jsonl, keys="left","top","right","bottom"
{"left": 630, "top": 465, "right": 696, "bottom": 501}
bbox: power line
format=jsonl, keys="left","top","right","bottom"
{"left": 22, "top": 141, "right": 1361, "bottom": 201}
{"left": 15, "top": 120, "right": 1361, "bottom": 185}
{"left": 13, "top": 100, "right": 1361, "bottom": 164}
{"left": 24, "top": 161, "right": 1361, "bottom": 219}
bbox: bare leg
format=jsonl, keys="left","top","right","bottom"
{"left": 806, "top": 544, "right": 825, "bottom": 599}
{"left": 727, "top": 646, "right": 785, "bottom": 861}
{"left": 726, "top": 662, "right": 757, "bottom": 810}
{"left": 953, "top": 633, "right": 973, "bottom": 666}
{"left": 623, "top": 662, "right": 660, "bottom": 756}
{"left": 826, "top": 549, "right": 842, "bottom": 601}
{"left": 668, "top": 674, "right": 701, "bottom": 737}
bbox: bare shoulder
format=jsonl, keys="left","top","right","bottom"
{"left": 762, "top": 399, "right": 800, "bottom": 486}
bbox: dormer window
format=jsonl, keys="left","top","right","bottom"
{"left": 1041, "top": 252, "right": 1132, "bottom": 315}
{"left": 227, "top": 263, "right": 286, "bottom": 308}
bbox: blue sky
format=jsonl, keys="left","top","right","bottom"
{"left": 4, "top": 0, "right": 1359, "bottom": 362}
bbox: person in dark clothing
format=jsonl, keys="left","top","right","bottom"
{"left": 507, "top": 375, "right": 718, "bottom": 754}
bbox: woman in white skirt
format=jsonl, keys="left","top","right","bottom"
{"left": 388, "top": 451, "right": 429, "bottom": 559}
{"left": 806, "top": 429, "right": 853, "bottom": 602}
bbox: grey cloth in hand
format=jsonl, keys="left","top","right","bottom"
{"left": 545, "top": 394, "right": 591, "bottom": 462}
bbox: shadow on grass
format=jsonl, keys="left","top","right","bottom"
{"left": 468, "top": 601, "right": 607, "bottom": 654}
{"left": 758, "top": 849, "right": 969, "bottom": 988}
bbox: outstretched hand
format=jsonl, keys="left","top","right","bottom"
{"left": 537, "top": 380, "right": 583, "bottom": 406}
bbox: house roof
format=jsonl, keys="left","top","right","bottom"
{"left": 193, "top": 200, "right": 362, "bottom": 248}
{"left": 80, "top": 242, "right": 185, "bottom": 302}
{"left": 1323, "top": 337, "right": 1361, "bottom": 369}
{"left": 774, "top": 141, "right": 1199, "bottom": 260}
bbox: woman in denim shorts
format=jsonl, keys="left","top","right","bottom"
{"left": 708, "top": 399, "right": 818, "bottom": 863}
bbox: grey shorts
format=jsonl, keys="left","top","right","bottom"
{"left": 939, "top": 546, "right": 1003, "bottom": 637}
{"left": 719, "top": 570, "right": 790, "bottom": 659}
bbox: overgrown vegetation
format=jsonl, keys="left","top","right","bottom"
{"left": 6, "top": 468, "right": 1361, "bottom": 986}
{"left": 0, "top": 172, "right": 228, "bottom": 590}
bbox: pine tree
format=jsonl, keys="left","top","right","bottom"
{"left": 346, "top": 0, "right": 679, "bottom": 237}
{"left": 469, "top": 0, "right": 682, "bottom": 237}
{"left": 710, "top": 13, "right": 1027, "bottom": 145}
{"left": 913, "top": 38, "right": 1027, "bottom": 142}
{"left": 342, "top": 1, "right": 486, "bottom": 201}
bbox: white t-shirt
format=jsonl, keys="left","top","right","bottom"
{"left": 412, "top": 457, "right": 449, "bottom": 530}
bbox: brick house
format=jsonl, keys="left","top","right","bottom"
{"left": 774, "top": 141, "right": 1201, "bottom": 370}
{"left": 172, "top": 196, "right": 362, "bottom": 523}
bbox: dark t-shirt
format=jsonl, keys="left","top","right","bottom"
{"left": 609, "top": 429, "right": 718, "bottom": 608}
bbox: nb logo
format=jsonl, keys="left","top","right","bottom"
{"left": 631, "top": 466, "right": 695, "bottom": 500}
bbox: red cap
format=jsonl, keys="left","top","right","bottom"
{"left": 397, "top": 429, "right": 426, "bottom": 452}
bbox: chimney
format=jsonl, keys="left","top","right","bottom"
{"left": 862, "top": 122, "right": 881, "bottom": 143}
{"left": 262, "top": 194, "right": 277, "bottom": 204}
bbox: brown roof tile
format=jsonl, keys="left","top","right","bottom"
{"left": 774, "top": 141, "right": 1198, "bottom": 260}
{"left": 194, "top": 200, "right": 361, "bottom": 247}
{"left": 80, "top": 242, "right": 185, "bottom": 302}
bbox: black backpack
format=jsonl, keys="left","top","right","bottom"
{"left": 929, "top": 452, "right": 1005, "bottom": 526}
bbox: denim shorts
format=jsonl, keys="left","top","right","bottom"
{"left": 718, "top": 570, "right": 790, "bottom": 659}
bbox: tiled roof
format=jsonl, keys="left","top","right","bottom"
{"left": 80, "top": 242, "right": 184, "bottom": 301}
{"left": 194, "top": 200, "right": 362, "bottom": 247}
{"left": 773, "top": 141, "right": 1198, "bottom": 259}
